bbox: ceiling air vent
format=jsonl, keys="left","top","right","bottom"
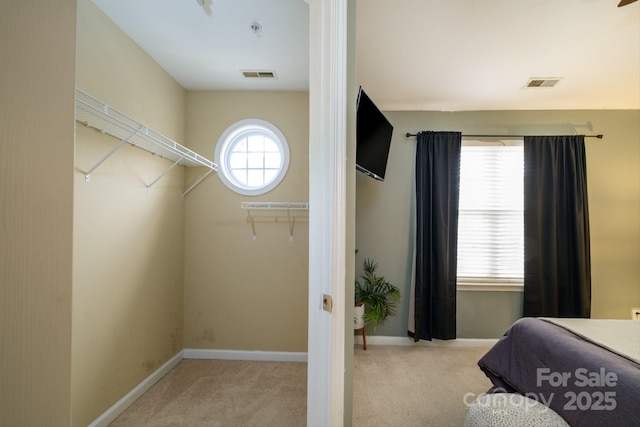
{"left": 525, "top": 78, "right": 561, "bottom": 88}
{"left": 242, "top": 70, "right": 277, "bottom": 79}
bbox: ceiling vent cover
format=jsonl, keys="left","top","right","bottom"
{"left": 525, "top": 78, "right": 561, "bottom": 88}
{"left": 242, "top": 70, "right": 277, "bottom": 79}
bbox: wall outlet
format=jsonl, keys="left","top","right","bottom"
{"left": 632, "top": 308, "right": 640, "bottom": 320}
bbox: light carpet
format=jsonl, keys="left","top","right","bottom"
{"left": 109, "top": 345, "right": 493, "bottom": 426}
{"left": 109, "top": 359, "right": 307, "bottom": 427}
{"left": 353, "top": 345, "right": 493, "bottom": 427}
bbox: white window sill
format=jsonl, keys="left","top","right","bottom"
{"left": 457, "top": 282, "right": 523, "bottom": 292}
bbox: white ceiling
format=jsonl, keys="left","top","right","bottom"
{"left": 92, "top": 0, "right": 639, "bottom": 111}
{"left": 91, "top": 0, "right": 310, "bottom": 91}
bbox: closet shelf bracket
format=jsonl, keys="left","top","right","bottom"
{"left": 183, "top": 168, "right": 216, "bottom": 197}
{"left": 241, "top": 202, "right": 309, "bottom": 241}
{"left": 147, "top": 157, "right": 182, "bottom": 192}
{"left": 85, "top": 125, "right": 143, "bottom": 182}
{"left": 75, "top": 88, "right": 217, "bottom": 195}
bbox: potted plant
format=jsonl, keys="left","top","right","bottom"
{"left": 354, "top": 258, "right": 401, "bottom": 334}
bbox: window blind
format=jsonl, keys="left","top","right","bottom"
{"left": 457, "top": 142, "right": 524, "bottom": 283}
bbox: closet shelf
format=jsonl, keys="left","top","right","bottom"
{"left": 241, "top": 202, "right": 309, "bottom": 240}
{"left": 75, "top": 88, "right": 217, "bottom": 196}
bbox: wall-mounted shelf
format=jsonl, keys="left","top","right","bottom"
{"left": 241, "top": 202, "right": 309, "bottom": 240}
{"left": 75, "top": 88, "right": 217, "bottom": 197}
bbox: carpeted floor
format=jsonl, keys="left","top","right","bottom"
{"left": 109, "top": 345, "right": 493, "bottom": 427}
{"left": 353, "top": 345, "right": 493, "bottom": 427}
{"left": 109, "top": 359, "right": 307, "bottom": 427}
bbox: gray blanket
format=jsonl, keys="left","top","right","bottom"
{"left": 477, "top": 317, "right": 640, "bottom": 427}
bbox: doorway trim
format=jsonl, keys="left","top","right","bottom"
{"left": 306, "top": 0, "right": 348, "bottom": 425}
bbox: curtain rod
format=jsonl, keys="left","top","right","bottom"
{"left": 404, "top": 132, "right": 604, "bottom": 139}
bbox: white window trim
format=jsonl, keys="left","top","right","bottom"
{"left": 214, "top": 118, "right": 290, "bottom": 196}
{"left": 456, "top": 139, "right": 524, "bottom": 292}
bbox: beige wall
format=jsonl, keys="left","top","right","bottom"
{"left": 0, "top": 1, "right": 76, "bottom": 426}
{"left": 183, "top": 91, "right": 309, "bottom": 352}
{"left": 72, "top": 1, "right": 187, "bottom": 425}
{"left": 356, "top": 109, "right": 640, "bottom": 338}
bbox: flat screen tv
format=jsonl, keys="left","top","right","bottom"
{"left": 356, "top": 87, "right": 393, "bottom": 181}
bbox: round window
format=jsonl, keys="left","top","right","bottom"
{"left": 214, "top": 119, "right": 290, "bottom": 196}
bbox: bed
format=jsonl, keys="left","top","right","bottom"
{"left": 477, "top": 317, "right": 640, "bottom": 427}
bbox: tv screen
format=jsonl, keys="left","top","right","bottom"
{"left": 356, "top": 87, "right": 393, "bottom": 181}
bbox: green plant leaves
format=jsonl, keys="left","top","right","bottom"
{"left": 354, "top": 258, "right": 401, "bottom": 332}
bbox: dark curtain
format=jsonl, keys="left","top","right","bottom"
{"left": 411, "top": 131, "right": 461, "bottom": 341}
{"left": 523, "top": 135, "right": 591, "bottom": 318}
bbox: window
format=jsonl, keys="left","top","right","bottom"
{"left": 457, "top": 140, "right": 524, "bottom": 288}
{"left": 215, "top": 119, "right": 290, "bottom": 196}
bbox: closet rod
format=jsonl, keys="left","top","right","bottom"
{"left": 404, "top": 132, "right": 603, "bottom": 139}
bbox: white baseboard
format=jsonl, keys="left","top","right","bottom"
{"left": 354, "top": 335, "right": 498, "bottom": 347}
{"left": 183, "top": 348, "right": 308, "bottom": 363}
{"left": 88, "top": 350, "right": 183, "bottom": 427}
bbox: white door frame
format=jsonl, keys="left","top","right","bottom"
{"left": 306, "top": 0, "right": 348, "bottom": 425}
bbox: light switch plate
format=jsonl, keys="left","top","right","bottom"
{"left": 632, "top": 308, "right": 640, "bottom": 320}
